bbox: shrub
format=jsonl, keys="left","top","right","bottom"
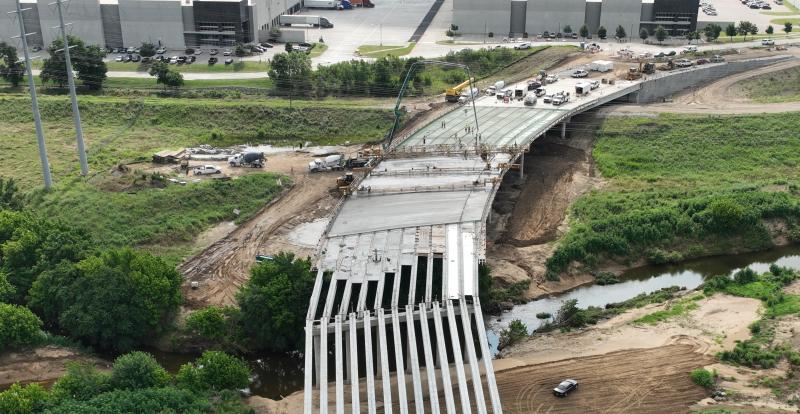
{"left": 555, "top": 299, "right": 586, "bottom": 328}
{"left": 0, "top": 271, "right": 14, "bottom": 303}
{"left": 185, "top": 306, "right": 241, "bottom": 345}
{"left": 51, "top": 363, "right": 110, "bottom": 402}
{"left": 719, "top": 340, "right": 782, "bottom": 368}
{"left": 535, "top": 312, "right": 552, "bottom": 320}
{"left": 690, "top": 368, "right": 716, "bottom": 388}
{"left": 733, "top": 268, "right": 758, "bottom": 285}
{"left": 0, "top": 303, "right": 42, "bottom": 349}
{"left": 109, "top": 352, "right": 171, "bottom": 390}
{"left": 498, "top": 319, "right": 528, "bottom": 350}
{"left": 176, "top": 351, "right": 250, "bottom": 392}
{"left": 595, "top": 272, "right": 620, "bottom": 285}
{"left": 0, "top": 383, "right": 50, "bottom": 414}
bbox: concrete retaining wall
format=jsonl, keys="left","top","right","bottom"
{"left": 631, "top": 55, "right": 795, "bottom": 103}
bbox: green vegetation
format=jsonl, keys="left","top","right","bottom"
{"left": 0, "top": 350, "right": 252, "bottom": 413}
{"left": 0, "top": 42, "right": 24, "bottom": 88}
{"left": 595, "top": 272, "right": 620, "bottom": 285}
{"left": 307, "top": 43, "right": 329, "bottom": 59}
{"left": 0, "top": 95, "right": 392, "bottom": 189}
{"left": 633, "top": 295, "right": 700, "bottom": 325}
{"left": 30, "top": 174, "right": 285, "bottom": 263}
{"left": 175, "top": 351, "right": 250, "bottom": 392}
{"left": 184, "top": 306, "right": 243, "bottom": 352}
{"left": 357, "top": 43, "right": 416, "bottom": 58}
{"left": 0, "top": 303, "right": 43, "bottom": 349}
{"left": 734, "top": 65, "right": 800, "bottom": 103}
{"left": 237, "top": 252, "right": 315, "bottom": 352}
{"left": 34, "top": 59, "right": 269, "bottom": 74}
{"left": 41, "top": 36, "right": 107, "bottom": 90}
{"left": 547, "top": 113, "right": 800, "bottom": 277}
{"left": 690, "top": 368, "right": 717, "bottom": 388}
{"left": 498, "top": 319, "right": 528, "bottom": 350}
{"left": 29, "top": 248, "right": 181, "bottom": 352}
{"left": 706, "top": 266, "right": 800, "bottom": 369}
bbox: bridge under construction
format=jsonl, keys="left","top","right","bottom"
{"left": 301, "top": 55, "right": 792, "bottom": 413}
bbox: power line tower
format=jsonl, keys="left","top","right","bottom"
{"left": 9, "top": 0, "right": 52, "bottom": 189}
{"left": 51, "top": 0, "right": 88, "bottom": 175}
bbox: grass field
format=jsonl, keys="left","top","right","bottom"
{"left": 547, "top": 113, "right": 800, "bottom": 275}
{"left": 308, "top": 43, "right": 329, "bottom": 58}
{"left": 357, "top": 43, "right": 416, "bottom": 58}
{"left": 0, "top": 95, "right": 393, "bottom": 189}
{"left": 732, "top": 65, "right": 800, "bottom": 103}
{"left": 29, "top": 174, "right": 287, "bottom": 265}
{"left": 770, "top": 17, "right": 800, "bottom": 26}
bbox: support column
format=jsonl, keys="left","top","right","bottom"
{"left": 335, "top": 317, "right": 344, "bottom": 414}
{"left": 320, "top": 318, "right": 329, "bottom": 414}
{"left": 561, "top": 121, "right": 567, "bottom": 139}
{"left": 519, "top": 152, "right": 524, "bottom": 179}
{"left": 314, "top": 335, "right": 322, "bottom": 387}
{"left": 304, "top": 321, "right": 314, "bottom": 414}
{"left": 344, "top": 329, "right": 352, "bottom": 384}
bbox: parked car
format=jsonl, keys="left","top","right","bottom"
{"left": 260, "top": 43, "right": 273, "bottom": 48}
{"left": 187, "top": 55, "right": 196, "bottom": 63}
{"left": 123, "top": 55, "right": 132, "bottom": 62}
{"left": 571, "top": 69, "right": 589, "bottom": 78}
{"left": 553, "top": 379, "right": 578, "bottom": 397}
{"left": 223, "top": 49, "right": 232, "bottom": 56}
{"left": 126, "top": 46, "right": 135, "bottom": 53}
{"left": 696, "top": 58, "right": 709, "bottom": 65}
{"left": 762, "top": 39, "right": 775, "bottom": 46}
{"left": 710, "top": 54, "right": 725, "bottom": 63}
{"left": 514, "top": 42, "right": 532, "bottom": 50}
{"left": 156, "top": 48, "right": 166, "bottom": 54}
{"left": 192, "top": 165, "right": 221, "bottom": 175}
{"left": 130, "top": 54, "right": 141, "bottom": 62}
{"left": 674, "top": 58, "right": 693, "bottom": 67}
{"left": 194, "top": 49, "right": 203, "bottom": 55}
{"left": 177, "top": 56, "right": 187, "bottom": 63}
{"left": 208, "top": 57, "right": 218, "bottom": 65}
{"left": 115, "top": 55, "right": 123, "bottom": 62}
{"left": 255, "top": 254, "right": 274, "bottom": 263}
{"left": 224, "top": 58, "right": 234, "bottom": 64}
{"left": 209, "top": 49, "right": 219, "bottom": 55}
{"left": 169, "top": 56, "right": 179, "bottom": 64}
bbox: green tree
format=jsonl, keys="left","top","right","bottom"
{"left": 555, "top": 298, "right": 586, "bottom": 328}
{"left": 579, "top": 24, "right": 589, "bottom": 39}
{"left": 109, "top": 352, "right": 170, "bottom": 390}
{"left": 268, "top": 52, "right": 312, "bottom": 99}
{"left": 40, "top": 36, "right": 107, "bottom": 90}
{"left": 785, "top": 21, "right": 794, "bottom": 36}
{"left": 0, "top": 211, "right": 91, "bottom": 303}
{"left": 766, "top": 25, "right": 774, "bottom": 35}
{"left": 235, "top": 43, "right": 247, "bottom": 57}
{"left": 236, "top": 252, "right": 314, "bottom": 352}
{"left": 0, "top": 303, "right": 42, "bottom": 349}
{"left": 563, "top": 25, "right": 572, "bottom": 34}
{"left": 185, "top": 306, "right": 242, "bottom": 351}
{"left": 0, "top": 42, "right": 24, "bottom": 87}
{"left": 686, "top": 31, "right": 700, "bottom": 44}
{"left": 615, "top": 25, "right": 626, "bottom": 40}
{"left": 139, "top": 42, "right": 156, "bottom": 58}
{"left": 149, "top": 61, "right": 182, "bottom": 90}
{"left": 176, "top": 351, "right": 250, "bottom": 391}
{"left": 655, "top": 25, "right": 667, "bottom": 44}
{"left": 51, "top": 363, "right": 110, "bottom": 402}
{"left": 738, "top": 21, "right": 757, "bottom": 41}
{"left": 30, "top": 248, "right": 181, "bottom": 351}
{"left": 598, "top": 26, "right": 607, "bottom": 39}
{"left": 0, "top": 383, "right": 50, "bottom": 414}
{"left": 498, "top": 319, "right": 528, "bottom": 350}
{"left": 285, "top": 42, "right": 293, "bottom": 53}
{"left": 639, "top": 27, "right": 649, "bottom": 41}
{"left": 0, "top": 177, "right": 23, "bottom": 210}
{"left": 43, "top": 387, "right": 223, "bottom": 414}
{"left": 478, "top": 263, "right": 492, "bottom": 306}
{"left": 0, "top": 272, "right": 14, "bottom": 303}
{"left": 704, "top": 23, "right": 722, "bottom": 42}
{"left": 725, "top": 23, "right": 737, "bottom": 41}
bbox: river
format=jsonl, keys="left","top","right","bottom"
{"left": 486, "top": 244, "right": 800, "bottom": 355}
{"left": 150, "top": 245, "right": 800, "bottom": 399}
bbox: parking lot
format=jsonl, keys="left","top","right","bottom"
{"left": 698, "top": 0, "right": 796, "bottom": 29}
{"left": 301, "top": 0, "right": 435, "bottom": 64}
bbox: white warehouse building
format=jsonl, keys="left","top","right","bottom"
{"left": 452, "top": 0, "right": 699, "bottom": 38}
{"left": 0, "top": 0, "right": 302, "bottom": 49}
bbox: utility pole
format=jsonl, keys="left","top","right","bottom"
{"left": 11, "top": 0, "right": 52, "bottom": 189}
{"left": 52, "top": 0, "right": 88, "bottom": 175}
{"left": 380, "top": 23, "right": 382, "bottom": 46}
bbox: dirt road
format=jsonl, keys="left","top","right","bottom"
{"left": 496, "top": 345, "right": 711, "bottom": 414}
{"left": 180, "top": 168, "right": 340, "bottom": 308}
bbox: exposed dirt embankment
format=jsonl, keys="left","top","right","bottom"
{"left": 486, "top": 113, "right": 603, "bottom": 302}
{"left": 0, "top": 346, "right": 110, "bottom": 390}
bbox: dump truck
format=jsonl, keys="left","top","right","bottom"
{"left": 228, "top": 152, "right": 265, "bottom": 168}
{"left": 279, "top": 14, "right": 333, "bottom": 28}
{"left": 308, "top": 154, "right": 344, "bottom": 172}
{"left": 445, "top": 78, "right": 474, "bottom": 102}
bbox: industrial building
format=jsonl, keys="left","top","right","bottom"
{"left": 0, "top": 0, "right": 301, "bottom": 49}
{"left": 452, "top": 0, "right": 699, "bottom": 38}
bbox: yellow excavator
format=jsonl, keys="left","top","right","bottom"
{"left": 445, "top": 78, "right": 474, "bottom": 102}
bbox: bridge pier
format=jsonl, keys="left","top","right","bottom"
{"left": 561, "top": 121, "right": 567, "bottom": 139}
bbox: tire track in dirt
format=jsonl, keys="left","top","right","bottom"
{"left": 179, "top": 172, "right": 339, "bottom": 308}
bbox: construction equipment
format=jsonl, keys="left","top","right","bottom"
{"left": 625, "top": 65, "right": 642, "bottom": 81}
{"left": 308, "top": 154, "right": 345, "bottom": 172}
{"left": 228, "top": 152, "right": 265, "bottom": 168}
{"left": 445, "top": 78, "right": 475, "bottom": 102}
{"left": 336, "top": 172, "right": 354, "bottom": 187}
{"left": 642, "top": 62, "right": 656, "bottom": 74}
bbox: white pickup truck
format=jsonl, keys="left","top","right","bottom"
{"left": 192, "top": 165, "right": 221, "bottom": 175}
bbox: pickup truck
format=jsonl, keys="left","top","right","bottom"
{"left": 192, "top": 165, "right": 221, "bottom": 175}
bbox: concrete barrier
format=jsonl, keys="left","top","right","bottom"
{"left": 630, "top": 55, "right": 795, "bottom": 103}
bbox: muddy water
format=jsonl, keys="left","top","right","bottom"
{"left": 149, "top": 348, "right": 303, "bottom": 400}
{"left": 486, "top": 244, "right": 800, "bottom": 355}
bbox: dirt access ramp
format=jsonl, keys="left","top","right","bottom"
{"left": 495, "top": 344, "right": 711, "bottom": 414}
{"left": 0, "top": 346, "right": 109, "bottom": 390}
{"left": 179, "top": 170, "right": 340, "bottom": 309}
